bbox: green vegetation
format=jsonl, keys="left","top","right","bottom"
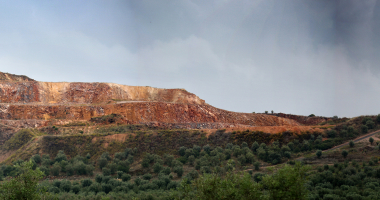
{"left": 1, "top": 114, "right": 380, "bottom": 199}
{"left": 1, "top": 129, "right": 36, "bottom": 151}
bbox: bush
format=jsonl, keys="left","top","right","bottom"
{"left": 349, "top": 141, "right": 355, "bottom": 148}
{"left": 238, "top": 155, "right": 246, "bottom": 165}
{"left": 246, "top": 153, "right": 255, "bottom": 164}
{"left": 54, "top": 150, "right": 67, "bottom": 163}
{"left": 174, "top": 166, "right": 184, "bottom": 177}
{"left": 95, "top": 174, "right": 103, "bottom": 183}
{"left": 178, "top": 146, "right": 187, "bottom": 156}
{"left": 369, "top": 137, "right": 374, "bottom": 145}
{"left": 32, "top": 154, "right": 41, "bottom": 164}
{"left": 73, "top": 161, "right": 87, "bottom": 175}
{"left": 121, "top": 174, "right": 131, "bottom": 182}
{"left": 162, "top": 167, "right": 171, "bottom": 175}
{"left": 254, "top": 162, "right": 260, "bottom": 170}
{"left": 361, "top": 125, "right": 368, "bottom": 133}
{"left": 143, "top": 173, "right": 152, "bottom": 180}
{"left": 366, "top": 120, "right": 375, "bottom": 129}
{"left": 60, "top": 180, "right": 71, "bottom": 192}
{"left": 51, "top": 163, "right": 61, "bottom": 176}
{"left": 316, "top": 150, "right": 322, "bottom": 159}
{"left": 342, "top": 150, "right": 348, "bottom": 158}
{"left": 82, "top": 179, "right": 93, "bottom": 187}
{"left": 98, "top": 157, "right": 108, "bottom": 169}
{"left": 102, "top": 167, "right": 111, "bottom": 176}
{"left": 327, "top": 130, "right": 337, "bottom": 138}
{"left": 39, "top": 166, "right": 50, "bottom": 176}
{"left": 251, "top": 141, "right": 260, "bottom": 153}
{"left": 117, "top": 171, "right": 124, "bottom": 179}
{"left": 153, "top": 163, "right": 163, "bottom": 174}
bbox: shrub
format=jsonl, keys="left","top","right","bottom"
{"left": 366, "top": 120, "right": 375, "bottom": 129}
{"left": 143, "top": 173, "right": 152, "bottom": 180}
{"left": 316, "top": 150, "right": 322, "bottom": 159}
{"left": 98, "top": 157, "right": 108, "bottom": 169}
{"left": 121, "top": 174, "right": 131, "bottom": 182}
{"left": 73, "top": 161, "right": 87, "bottom": 175}
{"left": 72, "top": 185, "right": 80, "bottom": 194}
{"left": 369, "top": 137, "right": 374, "bottom": 145}
{"left": 361, "top": 125, "right": 368, "bottom": 133}
{"left": 254, "top": 162, "right": 260, "bottom": 170}
{"left": 174, "top": 166, "right": 184, "bottom": 177}
{"left": 60, "top": 180, "right": 71, "bottom": 192}
{"left": 251, "top": 141, "right": 260, "bottom": 153}
{"left": 238, "top": 155, "right": 246, "bottom": 165}
{"left": 54, "top": 150, "right": 67, "bottom": 163}
{"left": 246, "top": 153, "right": 255, "bottom": 164}
{"left": 284, "top": 151, "right": 291, "bottom": 159}
{"left": 188, "top": 155, "right": 195, "bottom": 166}
{"left": 349, "top": 141, "right": 355, "bottom": 148}
{"left": 51, "top": 163, "right": 61, "bottom": 176}
{"left": 163, "top": 154, "right": 174, "bottom": 167}
{"left": 32, "top": 154, "right": 41, "bottom": 164}
{"left": 162, "top": 167, "right": 171, "bottom": 175}
{"left": 327, "top": 130, "right": 337, "bottom": 138}
{"left": 342, "top": 150, "right": 348, "bottom": 158}
{"left": 153, "top": 163, "right": 163, "bottom": 174}
{"left": 81, "top": 179, "right": 93, "bottom": 187}
{"left": 39, "top": 166, "right": 50, "bottom": 176}
{"left": 178, "top": 146, "right": 187, "bottom": 156}
{"left": 203, "top": 145, "right": 211, "bottom": 154}
{"left": 95, "top": 174, "right": 103, "bottom": 183}
{"left": 102, "top": 167, "right": 111, "bottom": 176}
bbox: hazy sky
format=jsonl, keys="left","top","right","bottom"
{"left": 1, "top": 0, "right": 380, "bottom": 117}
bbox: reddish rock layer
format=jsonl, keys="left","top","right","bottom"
{"left": 0, "top": 82, "right": 205, "bottom": 105}
{"left": 0, "top": 102, "right": 299, "bottom": 126}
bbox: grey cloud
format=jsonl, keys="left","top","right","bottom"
{"left": 1, "top": 0, "right": 380, "bottom": 117}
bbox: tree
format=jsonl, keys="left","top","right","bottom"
{"left": 349, "top": 140, "right": 355, "bottom": 148}
{"left": 309, "top": 114, "right": 315, "bottom": 117}
{"left": 367, "top": 120, "right": 375, "bottom": 129}
{"left": 251, "top": 141, "right": 260, "bottom": 153}
{"left": 254, "top": 162, "right": 260, "bottom": 171}
{"left": 370, "top": 137, "right": 374, "bottom": 145}
{"left": 261, "top": 162, "right": 310, "bottom": 200}
{"left": 342, "top": 150, "right": 348, "bottom": 158}
{"left": 316, "top": 150, "right": 322, "bottom": 159}
{"left": 361, "top": 125, "right": 368, "bottom": 133}
{"left": 174, "top": 166, "right": 184, "bottom": 177}
{"left": 0, "top": 160, "right": 46, "bottom": 200}
{"left": 98, "top": 157, "right": 108, "bottom": 169}
{"left": 178, "top": 146, "right": 187, "bottom": 156}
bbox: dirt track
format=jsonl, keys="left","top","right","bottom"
{"left": 324, "top": 129, "right": 380, "bottom": 152}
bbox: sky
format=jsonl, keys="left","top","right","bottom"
{"left": 0, "top": 0, "right": 380, "bottom": 118}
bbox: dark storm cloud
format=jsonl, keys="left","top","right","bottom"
{"left": 1, "top": 0, "right": 380, "bottom": 117}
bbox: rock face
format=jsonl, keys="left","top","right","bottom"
{"left": 0, "top": 72, "right": 300, "bottom": 128}
{"left": 0, "top": 72, "right": 35, "bottom": 82}
{"left": 0, "top": 82, "right": 205, "bottom": 105}
{"left": 0, "top": 102, "right": 299, "bottom": 126}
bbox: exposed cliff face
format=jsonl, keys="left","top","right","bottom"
{"left": 0, "top": 102, "right": 299, "bottom": 126}
{"left": 0, "top": 72, "right": 35, "bottom": 82}
{"left": 0, "top": 82, "right": 205, "bottom": 104}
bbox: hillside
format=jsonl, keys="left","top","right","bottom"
{"left": 1, "top": 72, "right": 365, "bottom": 199}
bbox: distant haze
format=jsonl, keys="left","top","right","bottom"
{"left": 1, "top": 0, "right": 380, "bottom": 117}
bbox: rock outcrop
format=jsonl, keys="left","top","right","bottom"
{"left": 0, "top": 72, "right": 300, "bottom": 128}
{"left": 0, "top": 82, "right": 205, "bottom": 105}
{"left": 0, "top": 72, "right": 35, "bottom": 82}
{"left": 0, "top": 102, "right": 299, "bottom": 126}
